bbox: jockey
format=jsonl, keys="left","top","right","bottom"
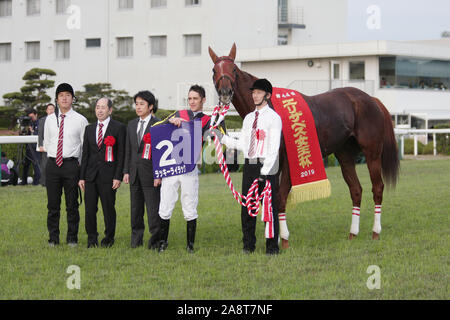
{"left": 154, "top": 85, "right": 226, "bottom": 253}
{"left": 212, "top": 79, "right": 282, "bottom": 255}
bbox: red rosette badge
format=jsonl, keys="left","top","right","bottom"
{"left": 256, "top": 129, "right": 266, "bottom": 157}
{"left": 104, "top": 136, "right": 116, "bottom": 162}
{"left": 141, "top": 133, "right": 151, "bottom": 160}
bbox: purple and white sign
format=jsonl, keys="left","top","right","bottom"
{"left": 150, "top": 120, "right": 203, "bottom": 179}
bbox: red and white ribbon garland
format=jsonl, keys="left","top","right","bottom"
{"left": 210, "top": 105, "right": 274, "bottom": 238}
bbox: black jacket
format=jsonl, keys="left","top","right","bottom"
{"left": 80, "top": 119, "right": 126, "bottom": 183}
{"left": 123, "top": 116, "right": 160, "bottom": 186}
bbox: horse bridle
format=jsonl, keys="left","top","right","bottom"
{"left": 212, "top": 56, "right": 237, "bottom": 101}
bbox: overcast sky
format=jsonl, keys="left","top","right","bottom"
{"left": 347, "top": 0, "right": 450, "bottom": 41}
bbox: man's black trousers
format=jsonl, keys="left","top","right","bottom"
{"left": 84, "top": 178, "right": 117, "bottom": 243}
{"left": 241, "top": 159, "right": 280, "bottom": 254}
{"left": 46, "top": 158, "right": 80, "bottom": 243}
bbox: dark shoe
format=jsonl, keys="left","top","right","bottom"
{"left": 148, "top": 239, "right": 159, "bottom": 250}
{"left": 131, "top": 241, "right": 143, "bottom": 248}
{"left": 158, "top": 240, "right": 168, "bottom": 253}
{"left": 243, "top": 248, "right": 255, "bottom": 254}
{"left": 186, "top": 219, "right": 197, "bottom": 253}
{"left": 266, "top": 248, "right": 280, "bottom": 256}
{"left": 87, "top": 241, "right": 98, "bottom": 248}
{"left": 101, "top": 238, "right": 114, "bottom": 248}
{"left": 48, "top": 240, "right": 59, "bottom": 247}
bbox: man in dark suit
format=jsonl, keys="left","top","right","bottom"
{"left": 79, "top": 98, "right": 126, "bottom": 248}
{"left": 123, "top": 91, "right": 161, "bottom": 249}
{"left": 21, "top": 108, "right": 41, "bottom": 185}
{"left": 38, "top": 103, "right": 55, "bottom": 186}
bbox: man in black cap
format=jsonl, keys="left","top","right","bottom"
{"left": 214, "top": 79, "right": 282, "bottom": 255}
{"left": 43, "top": 83, "right": 88, "bottom": 247}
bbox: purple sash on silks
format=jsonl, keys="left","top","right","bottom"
{"left": 151, "top": 120, "right": 203, "bottom": 179}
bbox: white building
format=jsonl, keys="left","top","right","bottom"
{"left": 1, "top": 0, "right": 449, "bottom": 126}
{"left": 238, "top": 39, "right": 450, "bottom": 128}
{"left": 0, "top": 0, "right": 278, "bottom": 110}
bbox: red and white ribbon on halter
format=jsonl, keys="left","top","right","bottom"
{"left": 210, "top": 105, "right": 274, "bottom": 238}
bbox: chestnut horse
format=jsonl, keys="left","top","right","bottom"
{"left": 209, "top": 44, "right": 399, "bottom": 245}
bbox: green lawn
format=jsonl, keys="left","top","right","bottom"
{"left": 0, "top": 159, "right": 448, "bottom": 299}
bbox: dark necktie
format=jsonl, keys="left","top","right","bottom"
{"left": 137, "top": 120, "right": 145, "bottom": 145}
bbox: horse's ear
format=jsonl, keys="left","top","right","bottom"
{"left": 229, "top": 43, "right": 237, "bottom": 61}
{"left": 208, "top": 46, "right": 219, "bottom": 63}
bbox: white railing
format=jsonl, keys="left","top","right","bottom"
{"left": 0, "top": 136, "right": 38, "bottom": 144}
{"left": 394, "top": 128, "right": 450, "bottom": 157}
{"left": 0, "top": 136, "right": 39, "bottom": 182}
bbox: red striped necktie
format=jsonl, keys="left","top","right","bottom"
{"left": 248, "top": 111, "right": 259, "bottom": 158}
{"left": 55, "top": 114, "right": 66, "bottom": 167}
{"left": 97, "top": 123, "right": 104, "bottom": 148}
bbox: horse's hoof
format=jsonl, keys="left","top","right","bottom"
{"left": 281, "top": 239, "right": 289, "bottom": 249}
{"left": 372, "top": 232, "right": 380, "bottom": 240}
{"left": 348, "top": 233, "right": 357, "bottom": 240}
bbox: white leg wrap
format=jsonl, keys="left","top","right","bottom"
{"left": 278, "top": 213, "right": 289, "bottom": 240}
{"left": 350, "top": 207, "right": 360, "bottom": 235}
{"left": 373, "top": 205, "right": 382, "bottom": 234}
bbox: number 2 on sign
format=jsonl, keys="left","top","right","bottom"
{"left": 155, "top": 140, "right": 176, "bottom": 167}
{"left": 301, "top": 169, "right": 315, "bottom": 178}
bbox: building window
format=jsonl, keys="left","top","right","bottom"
{"left": 86, "top": 38, "right": 101, "bottom": 48}
{"left": 0, "top": 0, "right": 12, "bottom": 17}
{"left": 56, "top": 0, "right": 71, "bottom": 14}
{"left": 184, "top": 34, "right": 201, "bottom": 56}
{"left": 55, "top": 40, "right": 70, "bottom": 60}
{"left": 332, "top": 63, "right": 340, "bottom": 80}
{"left": 150, "top": 36, "right": 167, "bottom": 56}
{"left": 0, "top": 43, "right": 11, "bottom": 62}
{"left": 151, "top": 0, "right": 166, "bottom": 8}
{"left": 379, "top": 56, "right": 395, "bottom": 88}
{"left": 26, "top": 41, "right": 40, "bottom": 61}
{"left": 278, "top": 34, "right": 288, "bottom": 46}
{"left": 26, "top": 0, "right": 40, "bottom": 16}
{"left": 185, "top": 0, "right": 200, "bottom": 6}
{"left": 117, "top": 37, "right": 133, "bottom": 57}
{"left": 118, "top": 0, "right": 133, "bottom": 9}
{"left": 379, "top": 56, "right": 450, "bottom": 90}
{"left": 349, "top": 61, "right": 365, "bottom": 80}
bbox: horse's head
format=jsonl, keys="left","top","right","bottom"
{"left": 209, "top": 43, "right": 237, "bottom": 105}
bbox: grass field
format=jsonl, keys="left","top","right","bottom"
{"left": 0, "top": 158, "right": 448, "bottom": 300}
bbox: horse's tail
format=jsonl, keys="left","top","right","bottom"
{"left": 373, "top": 97, "right": 400, "bottom": 188}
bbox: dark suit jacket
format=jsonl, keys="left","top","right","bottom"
{"left": 123, "top": 115, "right": 160, "bottom": 186}
{"left": 80, "top": 119, "right": 126, "bottom": 183}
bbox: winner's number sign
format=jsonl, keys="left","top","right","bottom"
{"left": 151, "top": 121, "right": 202, "bottom": 179}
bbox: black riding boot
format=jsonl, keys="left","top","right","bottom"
{"left": 186, "top": 219, "right": 197, "bottom": 253}
{"left": 158, "top": 218, "right": 170, "bottom": 252}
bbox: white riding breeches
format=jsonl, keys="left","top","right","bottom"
{"left": 158, "top": 170, "right": 199, "bottom": 221}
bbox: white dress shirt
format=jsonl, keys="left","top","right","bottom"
{"left": 221, "top": 104, "right": 282, "bottom": 175}
{"left": 96, "top": 116, "right": 111, "bottom": 142}
{"left": 44, "top": 108, "right": 88, "bottom": 160}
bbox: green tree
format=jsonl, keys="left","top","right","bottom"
{"left": 74, "top": 83, "right": 135, "bottom": 123}
{"left": 1, "top": 68, "right": 56, "bottom": 129}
